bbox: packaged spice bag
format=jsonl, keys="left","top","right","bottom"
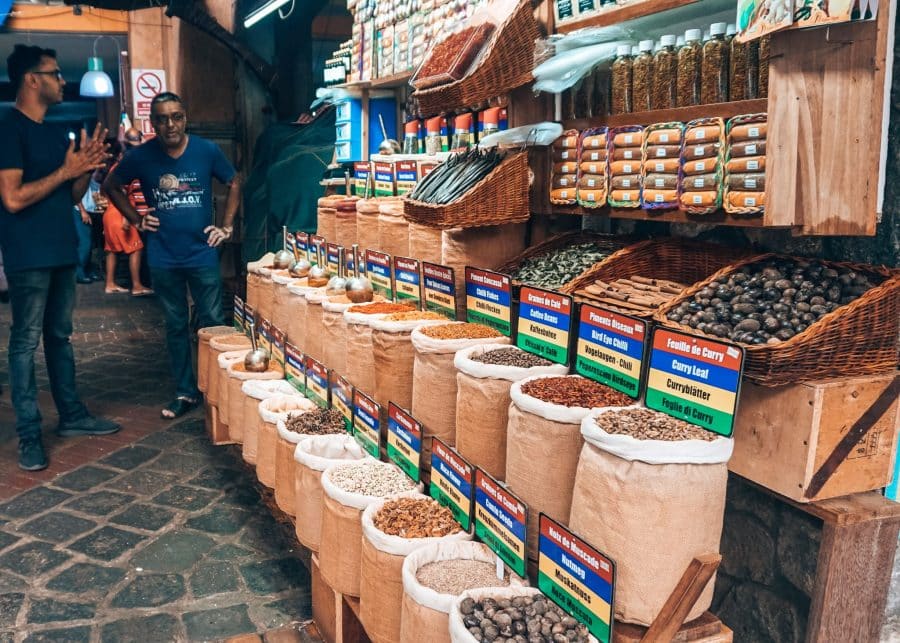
{"left": 723, "top": 113, "right": 767, "bottom": 215}
{"left": 550, "top": 129, "right": 581, "bottom": 205}
{"left": 641, "top": 122, "right": 684, "bottom": 210}
{"left": 679, "top": 117, "right": 726, "bottom": 214}
{"left": 607, "top": 126, "right": 644, "bottom": 208}
{"left": 576, "top": 127, "right": 608, "bottom": 209}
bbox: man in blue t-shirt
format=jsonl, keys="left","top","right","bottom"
{"left": 104, "top": 92, "right": 241, "bottom": 420}
{"left": 0, "top": 45, "right": 122, "bottom": 471}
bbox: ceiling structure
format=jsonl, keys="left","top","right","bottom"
{"left": 0, "top": 31, "right": 125, "bottom": 83}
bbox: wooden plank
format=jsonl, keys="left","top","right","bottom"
{"left": 614, "top": 612, "right": 733, "bottom": 642}
{"left": 341, "top": 596, "right": 370, "bottom": 643}
{"left": 641, "top": 555, "right": 722, "bottom": 643}
{"left": 555, "top": 0, "right": 700, "bottom": 33}
{"left": 543, "top": 204, "right": 769, "bottom": 228}
{"left": 565, "top": 99, "right": 768, "bottom": 130}
{"left": 311, "top": 555, "right": 337, "bottom": 643}
{"left": 369, "top": 71, "right": 412, "bottom": 89}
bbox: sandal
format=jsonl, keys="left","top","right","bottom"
{"left": 131, "top": 288, "right": 154, "bottom": 297}
{"left": 105, "top": 286, "right": 129, "bottom": 294}
{"left": 161, "top": 397, "right": 199, "bottom": 419}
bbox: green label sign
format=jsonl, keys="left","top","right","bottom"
{"left": 516, "top": 287, "right": 574, "bottom": 365}
{"left": 394, "top": 256, "right": 422, "bottom": 308}
{"left": 387, "top": 402, "right": 422, "bottom": 482}
{"left": 430, "top": 438, "right": 475, "bottom": 532}
{"left": 575, "top": 304, "right": 647, "bottom": 398}
{"left": 423, "top": 262, "right": 457, "bottom": 320}
{"left": 353, "top": 389, "right": 381, "bottom": 458}
{"left": 465, "top": 268, "right": 512, "bottom": 336}
{"left": 284, "top": 342, "right": 305, "bottom": 395}
{"left": 365, "top": 249, "right": 393, "bottom": 300}
{"left": 330, "top": 373, "right": 354, "bottom": 434}
{"left": 304, "top": 356, "right": 329, "bottom": 409}
{"left": 475, "top": 469, "right": 527, "bottom": 578}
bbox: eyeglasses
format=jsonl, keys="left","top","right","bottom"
{"left": 151, "top": 112, "right": 186, "bottom": 125}
{"left": 31, "top": 69, "right": 64, "bottom": 81}
{"left": 125, "top": 137, "right": 142, "bottom": 143}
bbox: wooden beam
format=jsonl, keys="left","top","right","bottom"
{"left": 7, "top": 5, "right": 129, "bottom": 33}
{"left": 640, "top": 554, "right": 722, "bottom": 643}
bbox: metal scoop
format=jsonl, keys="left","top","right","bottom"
{"left": 272, "top": 226, "right": 294, "bottom": 270}
{"left": 244, "top": 321, "right": 270, "bottom": 372}
{"left": 345, "top": 244, "right": 374, "bottom": 303}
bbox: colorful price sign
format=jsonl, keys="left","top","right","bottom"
{"left": 243, "top": 304, "right": 256, "bottom": 338}
{"left": 430, "top": 438, "right": 475, "bottom": 531}
{"left": 353, "top": 161, "right": 371, "bottom": 196}
{"left": 394, "top": 256, "right": 422, "bottom": 308}
{"left": 465, "top": 268, "right": 512, "bottom": 336}
{"left": 387, "top": 403, "right": 422, "bottom": 482}
{"left": 396, "top": 160, "right": 418, "bottom": 195}
{"left": 538, "top": 514, "right": 615, "bottom": 643}
{"left": 423, "top": 262, "right": 457, "bottom": 320}
{"left": 516, "top": 287, "right": 574, "bottom": 365}
{"left": 575, "top": 305, "right": 647, "bottom": 398}
{"left": 330, "top": 373, "right": 354, "bottom": 433}
{"left": 295, "top": 231, "right": 310, "bottom": 262}
{"left": 286, "top": 232, "right": 296, "bottom": 258}
{"left": 365, "top": 249, "right": 393, "bottom": 300}
{"left": 258, "top": 318, "right": 272, "bottom": 355}
{"left": 474, "top": 469, "right": 527, "bottom": 578}
{"left": 284, "top": 342, "right": 305, "bottom": 395}
{"left": 304, "top": 356, "right": 329, "bottom": 409}
{"left": 233, "top": 295, "right": 244, "bottom": 332}
{"left": 269, "top": 325, "right": 286, "bottom": 372}
{"left": 326, "top": 242, "right": 342, "bottom": 277}
{"left": 353, "top": 389, "right": 382, "bottom": 458}
{"left": 310, "top": 235, "right": 326, "bottom": 265}
{"left": 646, "top": 328, "right": 745, "bottom": 436}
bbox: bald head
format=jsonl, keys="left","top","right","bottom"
{"left": 124, "top": 127, "right": 142, "bottom": 147}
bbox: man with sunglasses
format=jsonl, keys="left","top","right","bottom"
{"left": 0, "top": 45, "right": 122, "bottom": 471}
{"left": 104, "top": 92, "right": 241, "bottom": 420}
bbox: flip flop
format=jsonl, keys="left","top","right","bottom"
{"left": 131, "top": 289, "right": 154, "bottom": 297}
{"left": 161, "top": 397, "right": 199, "bottom": 419}
{"left": 105, "top": 286, "right": 129, "bottom": 294}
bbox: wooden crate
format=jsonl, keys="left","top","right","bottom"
{"left": 311, "top": 554, "right": 370, "bottom": 643}
{"left": 204, "top": 403, "right": 237, "bottom": 446}
{"left": 730, "top": 372, "right": 899, "bottom": 502}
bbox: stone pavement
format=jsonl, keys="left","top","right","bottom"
{"left": 0, "top": 281, "right": 315, "bottom": 641}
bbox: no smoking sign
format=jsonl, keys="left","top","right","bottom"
{"left": 131, "top": 69, "right": 167, "bottom": 120}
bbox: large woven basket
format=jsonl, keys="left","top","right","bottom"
{"left": 654, "top": 253, "right": 900, "bottom": 386}
{"left": 402, "top": 152, "right": 530, "bottom": 229}
{"left": 412, "top": 0, "right": 539, "bottom": 115}
{"left": 561, "top": 238, "right": 752, "bottom": 317}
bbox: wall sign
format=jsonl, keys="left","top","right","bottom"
{"left": 423, "top": 262, "right": 457, "bottom": 320}
{"left": 304, "top": 356, "right": 330, "bottom": 409}
{"left": 365, "top": 250, "right": 393, "bottom": 300}
{"left": 474, "top": 469, "right": 527, "bottom": 578}
{"left": 233, "top": 295, "right": 244, "bottom": 332}
{"left": 538, "top": 514, "right": 615, "bottom": 643}
{"left": 430, "top": 438, "right": 475, "bottom": 532}
{"left": 516, "top": 287, "right": 574, "bottom": 365}
{"left": 465, "top": 268, "right": 512, "bottom": 336}
{"left": 131, "top": 68, "right": 167, "bottom": 134}
{"left": 284, "top": 342, "right": 305, "bottom": 395}
{"left": 353, "top": 389, "right": 382, "bottom": 458}
{"left": 330, "top": 373, "right": 354, "bottom": 434}
{"left": 394, "top": 256, "right": 422, "bottom": 308}
{"left": 575, "top": 304, "right": 647, "bottom": 398}
{"left": 387, "top": 402, "right": 422, "bottom": 482}
{"left": 646, "top": 328, "right": 745, "bottom": 437}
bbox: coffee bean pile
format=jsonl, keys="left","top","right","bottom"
{"left": 595, "top": 408, "right": 717, "bottom": 441}
{"left": 471, "top": 347, "right": 552, "bottom": 368}
{"left": 458, "top": 594, "right": 590, "bottom": 642}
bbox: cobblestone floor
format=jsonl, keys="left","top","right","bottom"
{"left": 0, "top": 281, "right": 314, "bottom": 641}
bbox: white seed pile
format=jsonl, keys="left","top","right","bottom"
{"left": 327, "top": 461, "right": 416, "bottom": 496}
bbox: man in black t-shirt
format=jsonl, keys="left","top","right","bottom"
{"left": 0, "top": 45, "right": 122, "bottom": 471}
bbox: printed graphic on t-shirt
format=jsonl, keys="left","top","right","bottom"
{"left": 153, "top": 172, "right": 205, "bottom": 210}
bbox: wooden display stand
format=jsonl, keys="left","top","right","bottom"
{"left": 204, "top": 404, "right": 237, "bottom": 446}
{"left": 730, "top": 372, "right": 899, "bottom": 502}
{"left": 311, "top": 553, "right": 370, "bottom": 643}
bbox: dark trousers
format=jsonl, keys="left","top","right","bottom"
{"left": 151, "top": 265, "right": 224, "bottom": 400}
{"left": 7, "top": 265, "right": 87, "bottom": 440}
{"left": 74, "top": 209, "right": 92, "bottom": 281}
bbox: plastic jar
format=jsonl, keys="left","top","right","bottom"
{"left": 632, "top": 39, "right": 655, "bottom": 112}
{"left": 652, "top": 35, "right": 678, "bottom": 109}
{"left": 701, "top": 22, "right": 730, "bottom": 104}
{"left": 611, "top": 44, "right": 634, "bottom": 114}
{"left": 677, "top": 29, "right": 703, "bottom": 107}
{"left": 758, "top": 35, "right": 770, "bottom": 98}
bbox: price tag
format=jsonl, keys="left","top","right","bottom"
{"left": 304, "top": 356, "right": 330, "bottom": 409}
{"left": 387, "top": 402, "right": 422, "bottom": 482}
{"left": 243, "top": 304, "right": 256, "bottom": 338}
{"left": 295, "top": 231, "right": 310, "bottom": 262}
{"left": 326, "top": 243, "right": 341, "bottom": 277}
{"left": 269, "top": 325, "right": 286, "bottom": 372}
{"left": 353, "top": 161, "right": 371, "bottom": 196}
{"left": 330, "top": 373, "right": 354, "bottom": 433}
{"left": 310, "top": 235, "right": 326, "bottom": 265}
{"left": 538, "top": 514, "right": 616, "bottom": 643}
{"left": 396, "top": 160, "right": 418, "bottom": 195}
{"left": 645, "top": 328, "right": 745, "bottom": 437}
{"left": 258, "top": 318, "right": 272, "bottom": 355}
{"left": 394, "top": 256, "right": 422, "bottom": 308}
{"left": 474, "top": 469, "right": 527, "bottom": 578}
{"left": 286, "top": 232, "right": 296, "bottom": 258}
{"left": 430, "top": 438, "right": 475, "bottom": 531}
{"left": 575, "top": 305, "right": 647, "bottom": 398}
{"left": 365, "top": 249, "right": 393, "bottom": 300}
{"left": 465, "top": 267, "right": 512, "bottom": 336}
{"left": 233, "top": 295, "right": 244, "bottom": 332}
{"left": 516, "top": 287, "right": 574, "bottom": 365}
{"left": 423, "top": 262, "right": 457, "bottom": 320}
{"left": 353, "top": 389, "right": 381, "bottom": 458}
{"left": 284, "top": 342, "right": 305, "bottom": 395}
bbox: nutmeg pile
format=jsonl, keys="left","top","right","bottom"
{"left": 458, "top": 594, "right": 590, "bottom": 642}
{"left": 373, "top": 497, "right": 461, "bottom": 538}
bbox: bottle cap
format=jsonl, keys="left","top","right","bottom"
{"left": 726, "top": 23, "right": 737, "bottom": 36}
{"left": 631, "top": 45, "right": 640, "bottom": 56}
{"left": 617, "top": 44, "right": 633, "bottom": 56}
{"left": 676, "top": 36, "right": 685, "bottom": 47}
{"left": 660, "top": 34, "right": 676, "bottom": 47}
{"left": 639, "top": 39, "right": 655, "bottom": 51}
{"left": 710, "top": 22, "right": 727, "bottom": 35}
{"left": 685, "top": 28, "right": 702, "bottom": 42}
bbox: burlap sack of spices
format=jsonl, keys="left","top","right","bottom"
{"left": 207, "top": 334, "right": 252, "bottom": 408}
{"left": 303, "top": 289, "right": 328, "bottom": 364}
{"left": 449, "top": 588, "right": 560, "bottom": 643}
{"left": 356, "top": 198, "right": 381, "bottom": 253}
{"left": 255, "top": 394, "right": 316, "bottom": 489}
{"left": 198, "top": 326, "right": 235, "bottom": 393}
{"left": 570, "top": 406, "right": 732, "bottom": 626}
{"left": 245, "top": 252, "right": 274, "bottom": 313}
{"left": 316, "top": 195, "right": 341, "bottom": 240}
{"left": 271, "top": 271, "right": 296, "bottom": 335}
{"left": 453, "top": 345, "right": 568, "bottom": 480}
{"left": 257, "top": 269, "right": 282, "bottom": 323}
{"left": 377, "top": 199, "right": 409, "bottom": 258}
{"left": 344, "top": 307, "right": 389, "bottom": 393}
{"left": 321, "top": 298, "right": 354, "bottom": 374}
{"left": 286, "top": 281, "right": 316, "bottom": 354}
{"left": 215, "top": 350, "right": 248, "bottom": 427}
{"left": 407, "top": 221, "right": 443, "bottom": 264}
{"left": 274, "top": 414, "right": 344, "bottom": 516}
{"left": 335, "top": 197, "right": 360, "bottom": 248}
{"left": 241, "top": 379, "right": 299, "bottom": 465}
{"left": 225, "top": 359, "right": 283, "bottom": 444}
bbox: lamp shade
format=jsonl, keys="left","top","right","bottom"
{"left": 80, "top": 57, "right": 113, "bottom": 98}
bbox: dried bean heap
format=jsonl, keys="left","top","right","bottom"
{"left": 458, "top": 594, "right": 590, "bottom": 643}
{"left": 521, "top": 376, "right": 633, "bottom": 408}
{"left": 472, "top": 347, "right": 552, "bottom": 369}
{"left": 511, "top": 243, "right": 611, "bottom": 290}
{"left": 666, "top": 258, "right": 881, "bottom": 345}
{"left": 284, "top": 408, "right": 345, "bottom": 436}
{"left": 348, "top": 302, "right": 414, "bottom": 314}
{"left": 384, "top": 311, "right": 448, "bottom": 322}
{"left": 373, "top": 497, "right": 461, "bottom": 538}
{"left": 421, "top": 323, "right": 502, "bottom": 340}
{"left": 327, "top": 461, "right": 416, "bottom": 496}
{"left": 416, "top": 559, "right": 509, "bottom": 595}
{"left": 597, "top": 408, "right": 717, "bottom": 441}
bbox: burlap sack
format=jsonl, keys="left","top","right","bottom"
{"left": 506, "top": 375, "right": 625, "bottom": 561}
{"left": 271, "top": 272, "right": 295, "bottom": 335}
{"left": 378, "top": 200, "right": 409, "bottom": 258}
{"left": 570, "top": 407, "right": 732, "bottom": 626}
{"left": 257, "top": 271, "right": 281, "bottom": 323}
{"left": 369, "top": 317, "right": 450, "bottom": 410}
{"left": 344, "top": 308, "right": 387, "bottom": 393}
{"left": 319, "top": 462, "right": 422, "bottom": 597}
{"left": 216, "top": 350, "right": 248, "bottom": 426}
{"left": 360, "top": 495, "right": 472, "bottom": 643}
{"left": 275, "top": 415, "right": 343, "bottom": 516}
{"left": 407, "top": 222, "right": 443, "bottom": 264}
{"left": 322, "top": 299, "right": 353, "bottom": 374}
{"left": 303, "top": 289, "right": 328, "bottom": 363}
{"left": 441, "top": 224, "right": 526, "bottom": 319}
{"left": 316, "top": 196, "right": 339, "bottom": 239}
{"left": 400, "top": 542, "right": 528, "bottom": 643}
{"left": 246, "top": 271, "right": 262, "bottom": 312}
{"left": 256, "top": 395, "right": 316, "bottom": 489}
{"left": 198, "top": 326, "right": 234, "bottom": 393}
{"left": 453, "top": 345, "right": 569, "bottom": 480}
{"left": 335, "top": 198, "right": 359, "bottom": 248}
{"left": 226, "top": 360, "right": 283, "bottom": 444}
{"left": 286, "top": 282, "right": 316, "bottom": 353}
{"left": 207, "top": 334, "right": 252, "bottom": 406}
{"left": 410, "top": 325, "right": 511, "bottom": 469}
{"left": 356, "top": 198, "right": 381, "bottom": 253}
{"left": 241, "top": 380, "right": 300, "bottom": 465}
{"left": 294, "top": 435, "right": 372, "bottom": 551}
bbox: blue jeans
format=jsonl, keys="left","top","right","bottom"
{"left": 7, "top": 265, "right": 87, "bottom": 440}
{"left": 151, "top": 265, "right": 224, "bottom": 400}
{"left": 73, "top": 209, "right": 92, "bottom": 281}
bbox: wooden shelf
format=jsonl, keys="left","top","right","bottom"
{"left": 556, "top": 0, "right": 700, "bottom": 32}
{"left": 551, "top": 204, "right": 772, "bottom": 228}
{"left": 565, "top": 98, "right": 768, "bottom": 130}
{"left": 370, "top": 71, "right": 413, "bottom": 89}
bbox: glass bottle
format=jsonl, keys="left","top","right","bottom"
{"left": 402, "top": 120, "right": 419, "bottom": 154}
{"left": 611, "top": 44, "right": 634, "bottom": 114}
{"left": 758, "top": 35, "right": 770, "bottom": 98}
{"left": 677, "top": 29, "right": 703, "bottom": 107}
{"left": 701, "top": 22, "right": 729, "bottom": 104}
{"left": 729, "top": 27, "right": 758, "bottom": 100}
{"left": 632, "top": 39, "right": 655, "bottom": 113}
{"left": 652, "top": 35, "right": 678, "bottom": 110}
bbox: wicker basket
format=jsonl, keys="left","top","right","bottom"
{"left": 402, "top": 152, "right": 530, "bottom": 229}
{"left": 412, "top": 0, "right": 539, "bottom": 115}
{"left": 561, "top": 238, "right": 752, "bottom": 317}
{"left": 654, "top": 253, "right": 900, "bottom": 386}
